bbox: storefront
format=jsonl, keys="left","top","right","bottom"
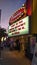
{"left": 8, "top": 16, "right": 29, "bottom": 51}
{"left": 8, "top": 0, "right": 36, "bottom": 60}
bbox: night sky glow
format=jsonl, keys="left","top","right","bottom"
{"left": 0, "top": 0, "right": 26, "bottom": 29}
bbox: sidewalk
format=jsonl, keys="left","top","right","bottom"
{"left": 1, "top": 48, "right": 31, "bottom": 65}
{"left": 1, "top": 49, "right": 24, "bottom": 59}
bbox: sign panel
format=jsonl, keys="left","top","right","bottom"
{"left": 31, "top": 43, "right": 37, "bottom": 65}
{"left": 26, "top": 0, "right": 32, "bottom": 16}
{"left": 9, "top": 7, "right": 26, "bottom": 24}
{"left": 8, "top": 16, "right": 29, "bottom": 37}
{"left": 30, "top": 36, "right": 36, "bottom": 54}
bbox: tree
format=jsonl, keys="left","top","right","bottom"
{"left": 0, "top": 27, "right": 7, "bottom": 37}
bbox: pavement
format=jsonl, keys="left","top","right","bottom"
{"left": 0, "top": 48, "right": 31, "bottom": 65}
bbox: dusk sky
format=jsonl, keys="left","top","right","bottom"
{"left": 0, "top": 0, "right": 26, "bottom": 30}
{"left": 0, "top": 10, "right": 1, "bottom": 26}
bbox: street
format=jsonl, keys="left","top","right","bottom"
{"left": 0, "top": 48, "right": 31, "bottom": 65}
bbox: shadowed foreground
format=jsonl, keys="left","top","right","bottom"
{"left": 0, "top": 48, "right": 31, "bottom": 65}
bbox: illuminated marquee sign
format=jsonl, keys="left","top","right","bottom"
{"left": 9, "top": 7, "right": 26, "bottom": 24}
{"left": 8, "top": 16, "right": 29, "bottom": 37}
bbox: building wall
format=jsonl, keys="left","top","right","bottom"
{"left": 32, "top": 0, "right": 37, "bottom": 33}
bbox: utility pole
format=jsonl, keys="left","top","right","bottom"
{"left": 0, "top": 10, "right": 1, "bottom": 27}
{"left": 0, "top": 9, "right": 1, "bottom": 61}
